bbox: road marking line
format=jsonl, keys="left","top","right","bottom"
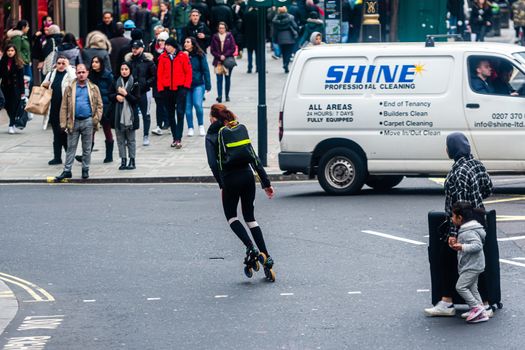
{"left": 280, "top": 293, "right": 294, "bottom": 296}
{"left": 347, "top": 291, "right": 362, "bottom": 295}
{"left": 512, "top": 257, "right": 525, "bottom": 261}
{"left": 485, "top": 196, "right": 525, "bottom": 204}
{"left": 417, "top": 289, "right": 430, "bottom": 293}
{"left": 496, "top": 215, "right": 525, "bottom": 222}
{"left": 498, "top": 235, "right": 525, "bottom": 242}
{"left": 361, "top": 230, "right": 426, "bottom": 246}
{"left": 429, "top": 178, "right": 445, "bottom": 185}
{"left": 0, "top": 276, "right": 43, "bottom": 302}
{"left": 0, "top": 272, "right": 55, "bottom": 301}
{"left": 214, "top": 295, "right": 228, "bottom": 298}
{"left": 146, "top": 298, "right": 161, "bottom": 301}
{"left": 500, "top": 259, "right": 525, "bottom": 268}
{"left": 83, "top": 300, "right": 96, "bottom": 303}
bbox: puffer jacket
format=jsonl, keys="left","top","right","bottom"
{"left": 156, "top": 50, "right": 192, "bottom": 91}
{"left": 124, "top": 52, "right": 156, "bottom": 93}
{"left": 82, "top": 31, "right": 112, "bottom": 70}
{"left": 272, "top": 13, "right": 299, "bottom": 45}
{"left": 6, "top": 29, "right": 31, "bottom": 64}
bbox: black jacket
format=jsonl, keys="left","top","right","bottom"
{"left": 184, "top": 21, "right": 212, "bottom": 51}
{"left": 0, "top": 58, "right": 24, "bottom": 97}
{"left": 471, "top": 76, "right": 494, "bottom": 94}
{"left": 108, "top": 78, "right": 141, "bottom": 130}
{"left": 188, "top": 52, "right": 211, "bottom": 90}
{"left": 96, "top": 21, "right": 118, "bottom": 40}
{"left": 125, "top": 52, "right": 156, "bottom": 93}
{"left": 205, "top": 121, "right": 271, "bottom": 189}
{"left": 42, "top": 34, "right": 63, "bottom": 59}
{"left": 242, "top": 8, "right": 258, "bottom": 50}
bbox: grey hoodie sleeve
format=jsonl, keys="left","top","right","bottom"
{"left": 461, "top": 231, "right": 483, "bottom": 254}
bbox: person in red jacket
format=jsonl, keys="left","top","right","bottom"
{"left": 157, "top": 37, "right": 192, "bottom": 148}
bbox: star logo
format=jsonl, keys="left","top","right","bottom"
{"left": 414, "top": 63, "right": 426, "bottom": 76}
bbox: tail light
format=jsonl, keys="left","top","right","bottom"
{"left": 279, "top": 111, "right": 283, "bottom": 141}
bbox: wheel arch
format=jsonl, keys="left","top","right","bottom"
{"left": 311, "top": 138, "right": 368, "bottom": 176}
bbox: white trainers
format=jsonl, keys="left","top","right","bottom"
{"left": 8, "top": 126, "right": 15, "bottom": 134}
{"left": 199, "top": 125, "right": 205, "bottom": 136}
{"left": 187, "top": 128, "right": 194, "bottom": 137}
{"left": 143, "top": 135, "right": 150, "bottom": 146}
{"left": 152, "top": 127, "right": 163, "bottom": 136}
{"left": 462, "top": 306, "right": 494, "bottom": 319}
{"left": 424, "top": 301, "right": 456, "bottom": 317}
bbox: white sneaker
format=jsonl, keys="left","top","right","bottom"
{"left": 424, "top": 301, "right": 456, "bottom": 317}
{"left": 143, "top": 136, "right": 150, "bottom": 146}
{"left": 187, "top": 128, "right": 194, "bottom": 137}
{"left": 8, "top": 126, "right": 15, "bottom": 134}
{"left": 199, "top": 125, "right": 205, "bottom": 136}
{"left": 152, "top": 127, "right": 163, "bottom": 136}
{"left": 462, "top": 306, "right": 494, "bottom": 319}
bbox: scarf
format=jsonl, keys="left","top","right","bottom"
{"left": 219, "top": 33, "right": 226, "bottom": 51}
{"left": 116, "top": 75, "right": 134, "bottom": 128}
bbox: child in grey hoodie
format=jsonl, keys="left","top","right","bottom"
{"left": 450, "top": 201, "right": 488, "bottom": 323}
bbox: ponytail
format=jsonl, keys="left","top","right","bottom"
{"left": 452, "top": 201, "right": 486, "bottom": 227}
{"left": 210, "top": 103, "right": 237, "bottom": 124}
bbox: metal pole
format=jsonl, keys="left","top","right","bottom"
{"left": 257, "top": 8, "right": 268, "bottom": 166}
{"left": 360, "top": 0, "right": 382, "bottom": 42}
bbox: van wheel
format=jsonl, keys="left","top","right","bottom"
{"left": 318, "top": 148, "right": 366, "bottom": 195}
{"left": 365, "top": 175, "right": 404, "bottom": 191}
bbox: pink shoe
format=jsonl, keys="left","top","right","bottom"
{"left": 466, "top": 306, "right": 484, "bottom": 322}
{"left": 468, "top": 311, "right": 489, "bottom": 323}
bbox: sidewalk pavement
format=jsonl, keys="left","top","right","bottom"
{"left": 0, "top": 29, "right": 518, "bottom": 183}
{"left": 0, "top": 279, "right": 18, "bottom": 336}
{"left": 0, "top": 49, "right": 288, "bottom": 182}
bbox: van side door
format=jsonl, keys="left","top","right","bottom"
{"left": 463, "top": 53, "right": 525, "bottom": 169}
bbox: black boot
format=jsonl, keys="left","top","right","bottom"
{"left": 49, "top": 141, "right": 62, "bottom": 165}
{"left": 127, "top": 158, "right": 136, "bottom": 170}
{"left": 55, "top": 171, "right": 72, "bottom": 182}
{"left": 119, "top": 158, "right": 127, "bottom": 170}
{"left": 104, "top": 140, "right": 114, "bottom": 163}
{"left": 81, "top": 168, "right": 89, "bottom": 179}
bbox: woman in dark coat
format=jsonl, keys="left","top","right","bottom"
{"left": 272, "top": 6, "right": 299, "bottom": 74}
{"left": 210, "top": 22, "right": 236, "bottom": 103}
{"left": 90, "top": 56, "right": 115, "bottom": 163}
{"left": 0, "top": 44, "right": 25, "bottom": 134}
{"left": 242, "top": 7, "right": 258, "bottom": 73}
{"left": 470, "top": 0, "right": 492, "bottom": 42}
{"left": 109, "top": 62, "right": 140, "bottom": 170}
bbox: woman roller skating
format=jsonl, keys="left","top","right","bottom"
{"left": 205, "top": 103, "right": 276, "bottom": 281}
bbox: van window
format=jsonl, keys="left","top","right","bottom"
{"left": 468, "top": 55, "right": 525, "bottom": 97}
{"left": 298, "top": 55, "right": 454, "bottom": 96}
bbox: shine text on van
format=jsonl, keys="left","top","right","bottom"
{"left": 325, "top": 64, "right": 417, "bottom": 90}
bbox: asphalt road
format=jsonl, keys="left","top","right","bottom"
{"left": 0, "top": 178, "right": 524, "bottom": 350}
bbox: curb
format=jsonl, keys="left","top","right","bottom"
{"left": 0, "top": 173, "right": 310, "bottom": 184}
{"left": 0, "top": 279, "right": 18, "bottom": 336}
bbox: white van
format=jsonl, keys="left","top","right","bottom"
{"left": 278, "top": 42, "right": 525, "bottom": 194}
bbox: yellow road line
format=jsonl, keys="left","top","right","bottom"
{"left": 0, "top": 272, "right": 55, "bottom": 302}
{"left": 0, "top": 276, "right": 43, "bottom": 302}
{"left": 429, "top": 178, "right": 445, "bottom": 185}
{"left": 496, "top": 215, "right": 525, "bottom": 222}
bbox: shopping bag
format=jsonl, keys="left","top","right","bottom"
{"left": 25, "top": 86, "right": 53, "bottom": 115}
{"left": 14, "top": 100, "right": 29, "bottom": 129}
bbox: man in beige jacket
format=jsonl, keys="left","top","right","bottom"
{"left": 55, "top": 64, "right": 103, "bottom": 181}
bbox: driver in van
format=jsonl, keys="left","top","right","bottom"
{"left": 470, "top": 59, "right": 495, "bottom": 94}
{"left": 492, "top": 62, "right": 519, "bottom": 96}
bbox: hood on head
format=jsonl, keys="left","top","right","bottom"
{"left": 446, "top": 132, "right": 471, "bottom": 161}
{"left": 310, "top": 31, "right": 321, "bottom": 44}
{"left": 85, "top": 31, "right": 112, "bottom": 53}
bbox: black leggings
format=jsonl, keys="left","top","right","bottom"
{"left": 222, "top": 170, "right": 268, "bottom": 255}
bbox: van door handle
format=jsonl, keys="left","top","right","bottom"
{"left": 466, "top": 103, "right": 480, "bottom": 109}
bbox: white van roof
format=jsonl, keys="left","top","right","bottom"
{"left": 301, "top": 42, "right": 525, "bottom": 57}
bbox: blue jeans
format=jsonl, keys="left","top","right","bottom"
{"left": 185, "top": 84, "right": 205, "bottom": 129}
{"left": 216, "top": 70, "right": 233, "bottom": 100}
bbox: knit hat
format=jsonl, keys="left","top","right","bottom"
{"left": 131, "top": 28, "right": 143, "bottom": 40}
{"left": 158, "top": 31, "right": 169, "bottom": 41}
{"left": 47, "top": 24, "right": 61, "bottom": 35}
{"left": 165, "top": 37, "right": 178, "bottom": 48}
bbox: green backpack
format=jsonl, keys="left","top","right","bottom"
{"left": 218, "top": 122, "right": 258, "bottom": 170}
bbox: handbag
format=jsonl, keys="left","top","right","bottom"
{"left": 223, "top": 56, "right": 237, "bottom": 70}
{"left": 14, "top": 100, "right": 29, "bottom": 129}
{"left": 216, "top": 63, "right": 226, "bottom": 75}
{"left": 25, "top": 85, "right": 53, "bottom": 115}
